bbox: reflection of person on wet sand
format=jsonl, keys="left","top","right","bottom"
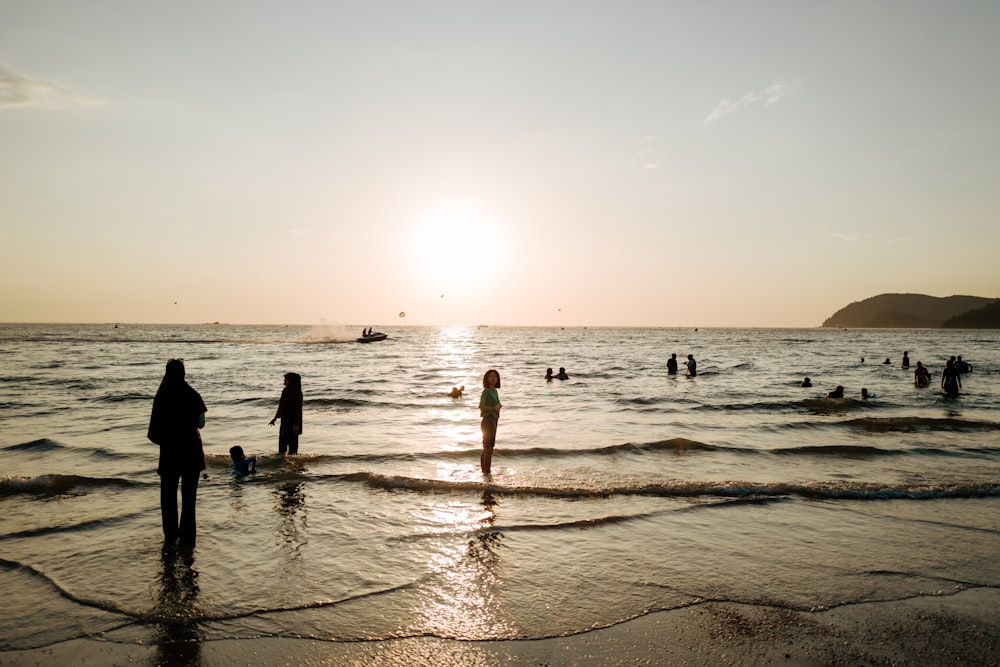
{"left": 468, "top": 489, "right": 502, "bottom": 562}
{"left": 273, "top": 481, "right": 307, "bottom": 560}
{"left": 153, "top": 547, "right": 201, "bottom": 666}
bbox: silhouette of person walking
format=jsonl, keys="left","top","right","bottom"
{"left": 147, "top": 359, "right": 207, "bottom": 545}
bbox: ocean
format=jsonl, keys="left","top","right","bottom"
{"left": 1, "top": 324, "right": 998, "bottom": 662}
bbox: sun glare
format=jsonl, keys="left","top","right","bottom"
{"left": 408, "top": 202, "right": 505, "bottom": 290}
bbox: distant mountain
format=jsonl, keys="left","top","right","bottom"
{"left": 943, "top": 299, "right": 1000, "bottom": 328}
{"left": 822, "top": 293, "right": 998, "bottom": 328}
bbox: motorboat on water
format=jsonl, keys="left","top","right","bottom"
{"left": 357, "top": 332, "right": 388, "bottom": 343}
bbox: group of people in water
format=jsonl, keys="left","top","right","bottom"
{"left": 148, "top": 344, "right": 975, "bottom": 546}
{"left": 666, "top": 353, "right": 698, "bottom": 376}
{"left": 149, "top": 357, "right": 507, "bottom": 545}
{"left": 804, "top": 351, "right": 973, "bottom": 400}
{"left": 148, "top": 361, "right": 303, "bottom": 546}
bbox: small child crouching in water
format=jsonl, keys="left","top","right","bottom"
{"left": 229, "top": 445, "right": 257, "bottom": 476}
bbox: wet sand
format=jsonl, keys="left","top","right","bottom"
{"left": 2, "top": 588, "right": 996, "bottom": 666}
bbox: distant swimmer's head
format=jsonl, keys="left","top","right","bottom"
{"left": 164, "top": 358, "right": 185, "bottom": 381}
{"left": 801, "top": 377, "right": 811, "bottom": 387}
{"left": 483, "top": 369, "right": 501, "bottom": 388}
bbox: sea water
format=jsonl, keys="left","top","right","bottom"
{"left": 1, "top": 324, "right": 998, "bottom": 657}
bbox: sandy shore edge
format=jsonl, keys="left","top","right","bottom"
{"left": 2, "top": 588, "right": 997, "bottom": 666}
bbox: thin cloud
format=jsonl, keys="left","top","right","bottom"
{"left": 0, "top": 65, "right": 102, "bottom": 110}
{"left": 827, "top": 231, "right": 857, "bottom": 242}
{"left": 704, "top": 80, "right": 802, "bottom": 125}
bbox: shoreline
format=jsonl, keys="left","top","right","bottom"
{"left": 3, "top": 588, "right": 997, "bottom": 666}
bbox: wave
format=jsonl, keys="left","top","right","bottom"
{"left": 2, "top": 439, "right": 134, "bottom": 462}
{"left": 0, "top": 474, "right": 149, "bottom": 497}
{"left": 777, "top": 415, "right": 1000, "bottom": 434}
{"left": 0, "top": 510, "right": 150, "bottom": 541}
{"left": 203, "top": 438, "right": 723, "bottom": 468}
{"left": 2, "top": 438, "right": 65, "bottom": 452}
{"left": 92, "top": 392, "right": 152, "bottom": 404}
{"left": 774, "top": 445, "right": 900, "bottom": 457}
{"left": 351, "top": 473, "right": 1000, "bottom": 502}
{"left": 843, "top": 416, "right": 1000, "bottom": 433}
{"left": 206, "top": 435, "right": 996, "bottom": 471}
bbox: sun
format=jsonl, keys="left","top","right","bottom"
{"left": 407, "top": 201, "right": 505, "bottom": 289}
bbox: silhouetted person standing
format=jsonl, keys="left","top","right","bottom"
{"left": 270, "top": 372, "right": 303, "bottom": 454}
{"left": 667, "top": 353, "right": 678, "bottom": 375}
{"left": 941, "top": 359, "right": 961, "bottom": 396}
{"left": 147, "top": 359, "right": 207, "bottom": 546}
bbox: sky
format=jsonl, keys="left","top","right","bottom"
{"left": 2, "top": 1, "right": 998, "bottom": 327}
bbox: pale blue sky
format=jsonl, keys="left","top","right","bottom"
{"left": 2, "top": 1, "right": 998, "bottom": 326}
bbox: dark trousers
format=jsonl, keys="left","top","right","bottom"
{"left": 278, "top": 432, "right": 299, "bottom": 455}
{"left": 160, "top": 469, "right": 200, "bottom": 544}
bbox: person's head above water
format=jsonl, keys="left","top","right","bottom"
{"left": 229, "top": 445, "right": 246, "bottom": 462}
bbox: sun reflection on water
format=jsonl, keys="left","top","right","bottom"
{"left": 412, "top": 490, "right": 513, "bottom": 639}
{"left": 427, "top": 326, "right": 481, "bottom": 454}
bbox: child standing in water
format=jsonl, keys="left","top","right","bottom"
{"left": 269, "top": 372, "right": 303, "bottom": 454}
{"left": 479, "top": 369, "right": 502, "bottom": 475}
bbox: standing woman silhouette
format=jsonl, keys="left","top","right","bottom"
{"left": 479, "top": 369, "right": 502, "bottom": 474}
{"left": 147, "top": 359, "right": 207, "bottom": 545}
{"left": 270, "top": 372, "right": 303, "bottom": 454}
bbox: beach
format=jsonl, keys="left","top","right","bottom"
{"left": 3, "top": 589, "right": 998, "bottom": 666}
{"left": 1, "top": 324, "right": 998, "bottom": 666}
